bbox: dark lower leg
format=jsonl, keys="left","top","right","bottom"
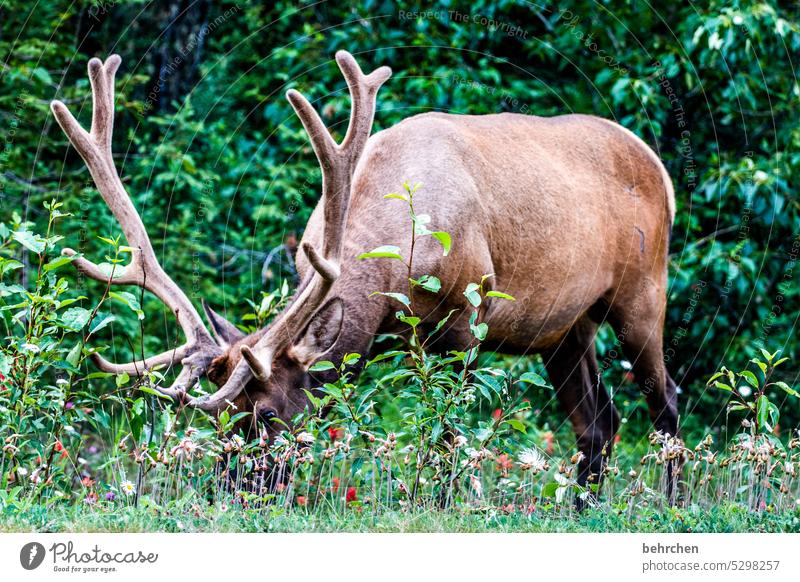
{"left": 543, "top": 319, "right": 620, "bottom": 504}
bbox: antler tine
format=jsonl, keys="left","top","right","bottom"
{"left": 51, "top": 55, "right": 221, "bottom": 402}
{"left": 183, "top": 51, "right": 391, "bottom": 411}
{"left": 335, "top": 51, "right": 392, "bottom": 161}
{"left": 286, "top": 51, "right": 392, "bottom": 263}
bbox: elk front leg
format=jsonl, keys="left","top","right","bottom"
{"left": 542, "top": 317, "right": 620, "bottom": 507}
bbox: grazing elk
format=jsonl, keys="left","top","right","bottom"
{"left": 51, "top": 51, "right": 679, "bottom": 496}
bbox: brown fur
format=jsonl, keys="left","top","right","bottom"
{"left": 214, "top": 110, "right": 678, "bottom": 494}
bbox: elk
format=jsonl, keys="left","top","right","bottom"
{"left": 51, "top": 51, "right": 678, "bottom": 494}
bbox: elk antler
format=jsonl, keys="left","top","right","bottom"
{"left": 51, "top": 55, "right": 227, "bottom": 408}
{"left": 202, "top": 51, "right": 392, "bottom": 409}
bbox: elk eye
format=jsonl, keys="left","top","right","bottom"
{"left": 259, "top": 409, "right": 278, "bottom": 423}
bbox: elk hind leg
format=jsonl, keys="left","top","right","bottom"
{"left": 543, "top": 317, "right": 620, "bottom": 505}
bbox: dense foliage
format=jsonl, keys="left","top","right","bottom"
{"left": 0, "top": 0, "right": 799, "bottom": 529}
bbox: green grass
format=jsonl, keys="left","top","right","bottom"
{"left": 3, "top": 503, "right": 799, "bottom": 533}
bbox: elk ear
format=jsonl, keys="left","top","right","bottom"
{"left": 202, "top": 300, "right": 245, "bottom": 347}
{"left": 292, "top": 298, "right": 344, "bottom": 368}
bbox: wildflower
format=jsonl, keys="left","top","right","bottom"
{"left": 553, "top": 473, "right": 574, "bottom": 504}
{"left": 81, "top": 476, "right": 95, "bottom": 488}
{"left": 346, "top": 486, "right": 358, "bottom": 503}
{"left": 296, "top": 431, "right": 315, "bottom": 445}
{"left": 469, "top": 474, "right": 483, "bottom": 498}
{"left": 492, "top": 408, "right": 503, "bottom": 421}
{"left": 105, "top": 491, "right": 116, "bottom": 502}
{"left": 21, "top": 342, "right": 40, "bottom": 354}
{"left": 171, "top": 437, "right": 199, "bottom": 460}
{"left": 328, "top": 427, "right": 345, "bottom": 441}
{"left": 56, "top": 378, "right": 69, "bottom": 386}
{"left": 84, "top": 492, "right": 98, "bottom": 505}
{"left": 785, "top": 462, "right": 796, "bottom": 477}
{"left": 465, "top": 447, "right": 492, "bottom": 464}
{"left": 518, "top": 447, "right": 548, "bottom": 473}
{"left": 52, "top": 440, "right": 68, "bottom": 460}
{"left": 120, "top": 480, "right": 136, "bottom": 497}
{"left": 495, "top": 453, "right": 513, "bottom": 475}
{"left": 453, "top": 435, "right": 467, "bottom": 448}
{"left": 65, "top": 402, "right": 75, "bottom": 410}
{"left": 296, "top": 495, "right": 307, "bottom": 507}
{"left": 17, "top": 467, "right": 28, "bottom": 477}
{"left": 331, "top": 477, "right": 341, "bottom": 493}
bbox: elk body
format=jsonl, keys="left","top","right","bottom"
{"left": 52, "top": 52, "right": 678, "bottom": 492}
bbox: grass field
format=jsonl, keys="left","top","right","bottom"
{"left": 3, "top": 503, "right": 799, "bottom": 533}
{"left": 0, "top": 492, "right": 800, "bottom": 533}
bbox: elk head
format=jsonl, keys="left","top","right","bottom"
{"left": 50, "top": 52, "right": 391, "bottom": 434}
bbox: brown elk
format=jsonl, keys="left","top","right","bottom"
{"left": 51, "top": 51, "right": 678, "bottom": 494}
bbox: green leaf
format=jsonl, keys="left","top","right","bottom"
{"left": 357, "top": 245, "right": 404, "bottom": 261}
{"left": 12, "top": 231, "right": 46, "bottom": 254}
{"left": 519, "top": 372, "right": 549, "bottom": 387}
{"left": 139, "top": 386, "right": 174, "bottom": 400}
{"left": 749, "top": 359, "right": 767, "bottom": 374}
{"left": 756, "top": 395, "right": 773, "bottom": 433}
{"left": 66, "top": 343, "right": 82, "bottom": 367}
{"left": 43, "top": 255, "right": 74, "bottom": 272}
{"left": 109, "top": 291, "right": 145, "bottom": 320}
{"left": 714, "top": 381, "right": 734, "bottom": 393}
{"left": 542, "top": 481, "right": 559, "bottom": 498}
{"left": 396, "top": 313, "right": 420, "bottom": 327}
{"left": 116, "top": 371, "right": 130, "bottom": 387}
{"left": 774, "top": 381, "right": 799, "bottom": 398}
{"left": 372, "top": 291, "right": 410, "bottom": 307}
{"left": 61, "top": 307, "right": 91, "bottom": 331}
{"left": 463, "top": 282, "right": 481, "bottom": 307}
{"left": 0, "top": 283, "right": 25, "bottom": 297}
{"left": 366, "top": 350, "right": 406, "bottom": 367}
{"left": 486, "top": 290, "right": 515, "bottom": 301}
{"left": 413, "top": 213, "right": 432, "bottom": 236}
{"left": 383, "top": 192, "right": 408, "bottom": 202}
{"left": 430, "top": 231, "right": 451, "bottom": 256}
{"left": 739, "top": 370, "right": 759, "bottom": 389}
{"left": 505, "top": 419, "right": 527, "bottom": 433}
{"left": 471, "top": 321, "right": 488, "bottom": 341}
{"left": 415, "top": 275, "right": 441, "bottom": 293}
{"left": 88, "top": 312, "right": 116, "bottom": 335}
{"left": 431, "top": 309, "right": 458, "bottom": 337}
{"left": 309, "top": 361, "right": 335, "bottom": 372}
{"left": 342, "top": 353, "right": 361, "bottom": 366}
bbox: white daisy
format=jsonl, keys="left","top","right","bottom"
{"left": 120, "top": 480, "right": 136, "bottom": 496}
